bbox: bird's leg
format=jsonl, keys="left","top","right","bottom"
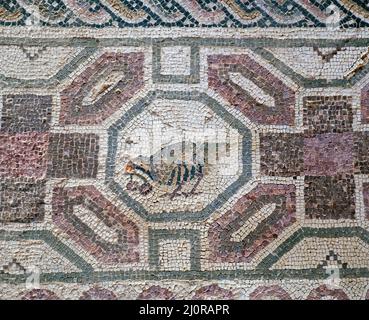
{"left": 169, "top": 183, "right": 183, "bottom": 200}
{"left": 188, "top": 174, "right": 203, "bottom": 196}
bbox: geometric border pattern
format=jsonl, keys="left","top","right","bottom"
{"left": 106, "top": 90, "right": 252, "bottom": 222}
{"left": 2, "top": 227, "right": 369, "bottom": 283}
{"left": 3, "top": 1, "right": 369, "bottom": 28}
{"left": 2, "top": 26, "right": 369, "bottom": 301}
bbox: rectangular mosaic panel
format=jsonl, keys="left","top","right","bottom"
{"left": 1, "top": 0, "right": 369, "bottom": 300}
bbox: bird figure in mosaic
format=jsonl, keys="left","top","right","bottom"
{"left": 122, "top": 141, "right": 211, "bottom": 199}
{"left": 124, "top": 159, "right": 205, "bottom": 200}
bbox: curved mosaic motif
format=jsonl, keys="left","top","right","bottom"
{"left": 208, "top": 54, "right": 296, "bottom": 126}
{"left": 192, "top": 284, "right": 235, "bottom": 300}
{"left": 80, "top": 287, "right": 118, "bottom": 300}
{"left": 21, "top": 289, "right": 60, "bottom": 300}
{"left": 307, "top": 285, "right": 349, "bottom": 300}
{"left": 60, "top": 52, "right": 144, "bottom": 125}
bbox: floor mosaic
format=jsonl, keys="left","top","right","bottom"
{"left": 1, "top": 0, "right": 369, "bottom": 300}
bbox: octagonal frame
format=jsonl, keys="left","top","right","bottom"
{"left": 105, "top": 90, "right": 252, "bottom": 222}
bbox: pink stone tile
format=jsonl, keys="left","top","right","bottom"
{"left": 304, "top": 132, "right": 353, "bottom": 176}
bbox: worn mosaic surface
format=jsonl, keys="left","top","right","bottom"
{"left": 1, "top": 0, "right": 369, "bottom": 300}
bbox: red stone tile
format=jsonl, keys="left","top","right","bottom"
{"left": 0, "top": 133, "right": 48, "bottom": 178}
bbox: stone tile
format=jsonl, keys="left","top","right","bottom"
{"left": 260, "top": 133, "right": 303, "bottom": 176}
{"left": 303, "top": 96, "right": 353, "bottom": 135}
{"left": 363, "top": 183, "right": 369, "bottom": 220}
{"left": 1, "top": 4, "right": 369, "bottom": 300}
{"left": 0, "top": 133, "right": 48, "bottom": 178}
{"left": 160, "top": 46, "right": 191, "bottom": 75}
{"left": 303, "top": 132, "right": 353, "bottom": 176}
{"left": 304, "top": 175, "right": 355, "bottom": 219}
{"left": 47, "top": 133, "right": 99, "bottom": 178}
{"left": 208, "top": 54, "right": 296, "bottom": 126}
{"left": 158, "top": 239, "right": 191, "bottom": 271}
{"left": 0, "top": 178, "right": 45, "bottom": 223}
{"left": 1, "top": 95, "right": 52, "bottom": 133}
{"left": 354, "top": 132, "right": 369, "bottom": 174}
